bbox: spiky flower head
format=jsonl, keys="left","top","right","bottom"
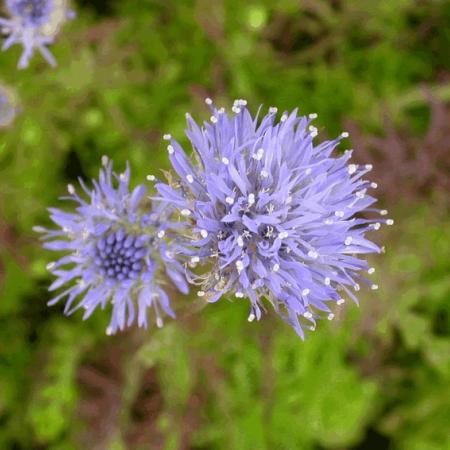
{"left": 0, "top": 0, "right": 74, "bottom": 69}
{"left": 156, "top": 99, "right": 392, "bottom": 338}
{"left": 35, "top": 157, "right": 188, "bottom": 335}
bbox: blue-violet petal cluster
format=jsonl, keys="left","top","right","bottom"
{"left": 35, "top": 157, "right": 188, "bottom": 334}
{"left": 0, "top": 0, "right": 73, "bottom": 68}
{"left": 156, "top": 99, "right": 393, "bottom": 338}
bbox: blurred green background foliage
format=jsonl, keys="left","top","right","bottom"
{"left": 0, "top": 0, "right": 449, "bottom": 449}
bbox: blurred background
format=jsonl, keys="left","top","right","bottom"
{"left": 0, "top": 0, "right": 449, "bottom": 449}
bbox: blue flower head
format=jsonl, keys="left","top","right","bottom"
{"left": 0, "top": 0, "right": 74, "bottom": 69}
{"left": 156, "top": 99, "right": 393, "bottom": 338}
{"left": 35, "top": 157, "right": 188, "bottom": 335}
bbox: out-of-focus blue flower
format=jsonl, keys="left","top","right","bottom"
{"left": 35, "top": 157, "right": 188, "bottom": 335}
{"left": 156, "top": 99, "right": 393, "bottom": 338}
{"left": 0, "top": 82, "right": 17, "bottom": 126}
{"left": 0, "top": 0, "right": 74, "bottom": 69}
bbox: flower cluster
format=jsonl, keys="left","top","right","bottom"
{"left": 0, "top": 0, "right": 73, "bottom": 68}
{"left": 155, "top": 99, "right": 392, "bottom": 338}
{"left": 35, "top": 157, "right": 188, "bottom": 334}
{"left": 38, "top": 100, "right": 391, "bottom": 339}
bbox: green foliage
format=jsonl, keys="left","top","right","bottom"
{"left": 0, "top": 0, "right": 449, "bottom": 448}
{"left": 376, "top": 209, "right": 450, "bottom": 450}
{"left": 183, "top": 304, "right": 377, "bottom": 450}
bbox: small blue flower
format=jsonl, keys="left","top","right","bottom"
{"left": 35, "top": 157, "right": 188, "bottom": 335}
{"left": 0, "top": 0, "right": 74, "bottom": 69}
{"left": 156, "top": 99, "right": 392, "bottom": 338}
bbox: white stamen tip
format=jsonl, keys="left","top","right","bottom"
{"left": 200, "top": 229, "right": 208, "bottom": 238}
{"left": 186, "top": 174, "right": 194, "bottom": 183}
{"left": 368, "top": 267, "right": 375, "bottom": 274}
{"left": 167, "top": 145, "right": 174, "bottom": 154}
{"left": 190, "top": 256, "right": 200, "bottom": 264}
{"left": 248, "top": 193, "right": 255, "bottom": 205}
{"left": 156, "top": 318, "right": 164, "bottom": 328}
{"left": 325, "top": 277, "right": 331, "bottom": 286}
{"left": 101, "top": 155, "right": 108, "bottom": 166}
{"left": 302, "top": 288, "right": 310, "bottom": 296}
{"left": 348, "top": 164, "right": 357, "bottom": 175}
{"left": 373, "top": 222, "right": 381, "bottom": 230}
{"left": 210, "top": 115, "right": 218, "bottom": 123}
{"left": 163, "top": 134, "right": 171, "bottom": 140}
{"left": 386, "top": 219, "right": 394, "bottom": 226}
{"left": 46, "top": 262, "right": 55, "bottom": 270}
{"left": 106, "top": 326, "right": 113, "bottom": 336}
{"left": 354, "top": 284, "right": 360, "bottom": 291}
{"left": 248, "top": 313, "right": 256, "bottom": 322}
{"left": 286, "top": 196, "right": 292, "bottom": 204}
{"left": 146, "top": 175, "right": 156, "bottom": 181}
{"left": 328, "top": 313, "right": 335, "bottom": 320}
{"left": 157, "top": 230, "right": 165, "bottom": 238}
{"left": 365, "top": 164, "right": 373, "bottom": 171}
{"left": 180, "top": 209, "right": 191, "bottom": 216}
{"left": 280, "top": 114, "right": 288, "bottom": 122}
{"left": 253, "top": 148, "right": 264, "bottom": 160}
{"left": 269, "top": 106, "right": 278, "bottom": 114}
{"left": 261, "top": 170, "right": 269, "bottom": 178}
{"left": 205, "top": 97, "right": 213, "bottom": 105}
{"left": 303, "top": 311, "right": 313, "bottom": 319}
{"left": 341, "top": 132, "right": 349, "bottom": 138}
{"left": 278, "top": 231, "right": 289, "bottom": 240}
{"left": 237, "top": 236, "right": 244, "bottom": 247}
{"left": 225, "top": 196, "right": 234, "bottom": 205}
{"left": 308, "top": 250, "right": 318, "bottom": 259}
{"left": 356, "top": 189, "right": 366, "bottom": 199}
{"left": 380, "top": 209, "right": 388, "bottom": 215}
{"left": 337, "top": 298, "right": 345, "bottom": 305}
{"left": 235, "top": 291, "right": 244, "bottom": 298}
{"left": 236, "top": 260, "right": 244, "bottom": 273}
{"left": 371, "top": 284, "right": 379, "bottom": 290}
{"left": 309, "top": 113, "right": 318, "bottom": 119}
{"left": 67, "top": 184, "right": 75, "bottom": 194}
{"left": 197, "top": 291, "right": 205, "bottom": 297}
{"left": 272, "top": 263, "right": 280, "bottom": 272}
{"left": 222, "top": 157, "right": 229, "bottom": 165}
{"left": 371, "top": 182, "right": 378, "bottom": 189}
{"left": 335, "top": 210, "right": 345, "bottom": 218}
{"left": 345, "top": 237, "right": 353, "bottom": 246}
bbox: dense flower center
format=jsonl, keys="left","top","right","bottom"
{"left": 9, "top": 0, "right": 49, "bottom": 23}
{"left": 94, "top": 230, "right": 147, "bottom": 281}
